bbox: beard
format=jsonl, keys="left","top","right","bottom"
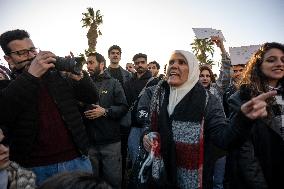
{"left": 136, "top": 67, "right": 147, "bottom": 74}
{"left": 90, "top": 66, "right": 101, "bottom": 78}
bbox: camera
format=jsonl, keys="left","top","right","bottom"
{"left": 55, "top": 56, "right": 84, "bottom": 75}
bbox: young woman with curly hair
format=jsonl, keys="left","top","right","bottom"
{"left": 225, "top": 42, "right": 284, "bottom": 189}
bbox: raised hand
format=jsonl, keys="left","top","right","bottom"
{"left": 211, "top": 36, "right": 226, "bottom": 54}
{"left": 28, "top": 51, "right": 56, "bottom": 77}
{"left": 241, "top": 90, "right": 277, "bottom": 119}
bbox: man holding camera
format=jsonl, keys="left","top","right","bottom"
{"left": 0, "top": 29, "right": 99, "bottom": 186}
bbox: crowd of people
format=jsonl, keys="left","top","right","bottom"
{"left": 0, "top": 28, "right": 283, "bottom": 189}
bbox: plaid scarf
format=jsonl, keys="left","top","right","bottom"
{"left": 240, "top": 84, "right": 284, "bottom": 141}
{"left": 142, "top": 81, "right": 207, "bottom": 189}
{"left": 269, "top": 86, "right": 284, "bottom": 140}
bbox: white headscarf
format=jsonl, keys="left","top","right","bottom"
{"left": 167, "top": 50, "right": 200, "bottom": 115}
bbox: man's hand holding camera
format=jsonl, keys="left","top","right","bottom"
{"left": 65, "top": 71, "right": 84, "bottom": 81}
{"left": 28, "top": 51, "right": 56, "bottom": 78}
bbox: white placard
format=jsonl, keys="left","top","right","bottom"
{"left": 229, "top": 45, "right": 261, "bottom": 65}
{"left": 192, "top": 28, "right": 226, "bottom": 41}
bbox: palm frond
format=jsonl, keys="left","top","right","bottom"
{"left": 87, "top": 7, "right": 95, "bottom": 19}
{"left": 191, "top": 37, "right": 215, "bottom": 66}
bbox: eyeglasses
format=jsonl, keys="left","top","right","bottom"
{"left": 9, "top": 47, "right": 38, "bottom": 56}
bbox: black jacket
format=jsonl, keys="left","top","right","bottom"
{"left": 105, "top": 66, "right": 132, "bottom": 88}
{"left": 223, "top": 84, "right": 237, "bottom": 117}
{"left": 0, "top": 70, "right": 98, "bottom": 165}
{"left": 224, "top": 86, "right": 284, "bottom": 189}
{"left": 124, "top": 70, "right": 159, "bottom": 127}
{"left": 84, "top": 71, "right": 128, "bottom": 145}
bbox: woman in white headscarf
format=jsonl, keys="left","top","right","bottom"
{"left": 132, "top": 50, "right": 275, "bottom": 189}
{"left": 139, "top": 50, "right": 226, "bottom": 189}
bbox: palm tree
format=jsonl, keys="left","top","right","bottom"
{"left": 81, "top": 7, "right": 103, "bottom": 55}
{"left": 191, "top": 38, "right": 215, "bottom": 67}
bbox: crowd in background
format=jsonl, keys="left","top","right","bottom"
{"left": 0, "top": 29, "right": 283, "bottom": 189}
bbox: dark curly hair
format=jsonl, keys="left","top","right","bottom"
{"left": 239, "top": 42, "right": 284, "bottom": 97}
{"left": 108, "top": 45, "right": 121, "bottom": 55}
{"left": 238, "top": 42, "right": 284, "bottom": 118}
{"left": 88, "top": 52, "right": 106, "bottom": 68}
{"left": 0, "top": 29, "right": 30, "bottom": 55}
{"left": 149, "top": 61, "right": 160, "bottom": 70}
{"left": 199, "top": 65, "right": 216, "bottom": 83}
{"left": 132, "top": 53, "right": 147, "bottom": 62}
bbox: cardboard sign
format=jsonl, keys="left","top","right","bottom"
{"left": 229, "top": 45, "right": 261, "bottom": 65}
{"left": 192, "top": 28, "right": 226, "bottom": 41}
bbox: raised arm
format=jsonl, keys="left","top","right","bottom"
{"left": 211, "top": 36, "right": 232, "bottom": 92}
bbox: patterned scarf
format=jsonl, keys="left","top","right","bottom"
{"left": 269, "top": 86, "right": 284, "bottom": 140}
{"left": 143, "top": 80, "right": 207, "bottom": 189}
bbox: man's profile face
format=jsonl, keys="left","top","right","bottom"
{"left": 148, "top": 63, "right": 159, "bottom": 77}
{"left": 86, "top": 56, "right": 100, "bottom": 76}
{"left": 108, "top": 49, "right": 121, "bottom": 64}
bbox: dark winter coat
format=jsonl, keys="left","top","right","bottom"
{"left": 0, "top": 70, "right": 98, "bottom": 164}
{"left": 124, "top": 70, "right": 159, "bottom": 128}
{"left": 224, "top": 86, "right": 284, "bottom": 189}
{"left": 84, "top": 71, "right": 128, "bottom": 145}
{"left": 105, "top": 66, "right": 132, "bottom": 87}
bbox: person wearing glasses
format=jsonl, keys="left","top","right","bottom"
{"left": 225, "top": 42, "right": 284, "bottom": 189}
{"left": 0, "top": 29, "right": 99, "bottom": 186}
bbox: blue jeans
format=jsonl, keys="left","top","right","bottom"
{"left": 88, "top": 142, "right": 122, "bottom": 189}
{"left": 213, "top": 156, "right": 226, "bottom": 189}
{"left": 128, "top": 127, "right": 144, "bottom": 163}
{"left": 30, "top": 156, "right": 92, "bottom": 186}
{"left": 0, "top": 170, "right": 8, "bottom": 189}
